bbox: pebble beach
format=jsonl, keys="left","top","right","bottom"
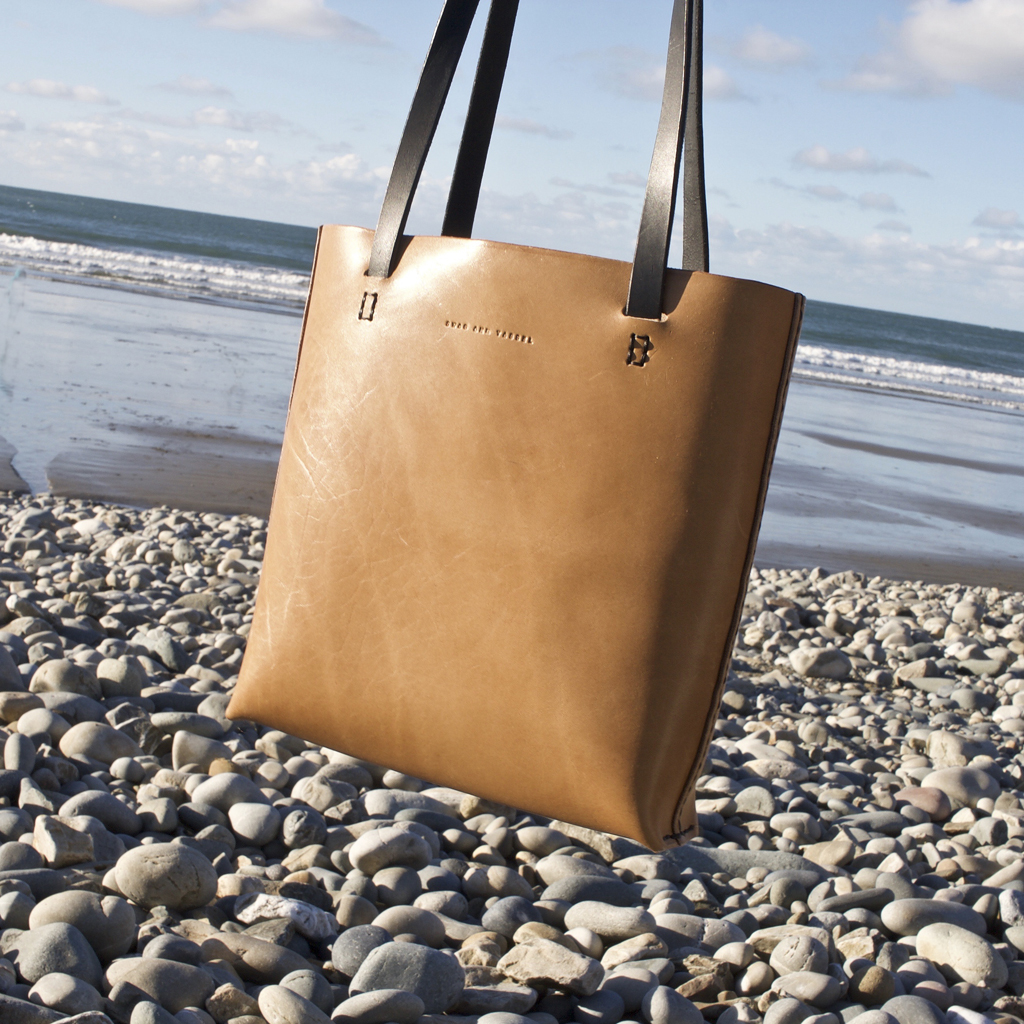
{"left": 1, "top": 489, "right": 1024, "bottom": 1024}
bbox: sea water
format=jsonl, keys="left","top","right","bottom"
{"left": 1, "top": 184, "right": 1022, "bottom": 585}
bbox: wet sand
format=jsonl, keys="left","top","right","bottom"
{"left": 2, "top": 271, "right": 1021, "bottom": 590}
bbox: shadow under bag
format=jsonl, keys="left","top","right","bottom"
{"left": 228, "top": 0, "right": 804, "bottom": 850}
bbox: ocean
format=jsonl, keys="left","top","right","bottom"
{"left": 1, "top": 183, "right": 1022, "bottom": 586}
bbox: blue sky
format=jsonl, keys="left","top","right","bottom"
{"left": 0, "top": 0, "right": 1022, "bottom": 329}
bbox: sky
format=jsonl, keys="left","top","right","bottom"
{"left": 0, "top": 0, "right": 1022, "bottom": 330}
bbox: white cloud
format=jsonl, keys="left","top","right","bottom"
{"left": 794, "top": 145, "right": 929, "bottom": 177}
{"left": 835, "top": 0, "right": 1024, "bottom": 99}
{"left": 608, "top": 171, "right": 646, "bottom": 188}
{"left": 973, "top": 207, "right": 1021, "bottom": 230}
{"left": 0, "top": 111, "right": 25, "bottom": 132}
{"left": 157, "top": 75, "right": 232, "bottom": 97}
{"left": 206, "top": 0, "right": 382, "bottom": 42}
{"left": 119, "top": 105, "right": 299, "bottom": 132}
{"left": 776, "top": 179, "right": 902, "bottom": 212}
{"left": 710, "top": 217, "right": 1024, "bottom": 326}
{"left": 495, "top": 117, "right": 573, "bottom": 141}
{"left": 193, "top": 105, "right": 293, "bottom": 131}
{"left": 806, "top": 185, "right": 846, "bottom": 202}
{"left": 704, "top": 66, "right": 750, "bottom": 101}
{"left": 6, "top": 79, "right": 117, "bottom": 105}
{"left": 98, "top": 0, "right": 205, "bottom": 12}
{"left": 857, "top": 192, "right": 900, "bottom": 212}
{"left": 550, "top": 177, "right": 629, "bottom": 198}
{"left": 876, "top": 220, "right": 913, "bottom": 233}
{"left": 731, "top": 26, "right": 812, "bottom": 68}
{"left": 591, "top": 48, "right": 751, "bottom": 102}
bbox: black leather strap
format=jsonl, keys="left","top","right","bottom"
{"left": 442, "top": 0, "right": 520, "bottom": 238}
{"left": 370, "top": 0, "right": 708, "bottom": 321}
{"left": 367, "top": 0, "right": 482, "bottom": 278}
{"left": 624, "top": 0, "right": 696, "bottom": 319}
{"left": 681, "top": 0, "right": 709, "bottom": 274}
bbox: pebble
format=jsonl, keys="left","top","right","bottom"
{"left": 915, "top": 922, "right": 1009, "bottom": 989}
{"left": 257, "top": 984, "right": 331, "bottom": 1024}
{"left": 1, "top": 496, "right": 1024, "bottom": 1024}
{"left": 113, "top": 841, "right": 218, "bottom": 911}
{"left": 350, "top": 942, "right": 466, "bottom": 1012}
{"left": 332, "top": 988, "right": 426, "bottom": 1024}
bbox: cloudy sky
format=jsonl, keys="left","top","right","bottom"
{"left": 1, "top": 0, "right": 1022, "bottom": 329}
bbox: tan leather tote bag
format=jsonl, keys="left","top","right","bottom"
{"left": 228, "top": 0, "right": 803, "bottom": 850}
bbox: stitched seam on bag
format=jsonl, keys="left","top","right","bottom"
{"left": 668, "top": 293, "right": 806, "bottom": 843}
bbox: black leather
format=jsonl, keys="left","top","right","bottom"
{"left": 681, "top": 0, "right": 709, "bottom": 274}
{"left": 442, "top": 0, "right": 521, "bottom": 238}
{"left": 367, "top": 0, "right": 482, "bottom": 278}
{"left": 369, "top": 0, "right": 707, "bottom": 321}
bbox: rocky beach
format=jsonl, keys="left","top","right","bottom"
{"left": 0, "top": 488, "right": 1023, "bottom": 1024}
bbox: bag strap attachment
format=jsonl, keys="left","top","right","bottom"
{"left": 368, "top": 0, "right": 708, "bottom": 321}
{"left": 367, "top": 0, "right": 482, "bottom": 279}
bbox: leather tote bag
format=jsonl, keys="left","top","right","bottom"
{"left": 228, "top": 0, "right": 804, "bottom": 851}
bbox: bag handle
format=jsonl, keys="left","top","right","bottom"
{"left": 367, "top": 0, "right": 707, "bottom": 320}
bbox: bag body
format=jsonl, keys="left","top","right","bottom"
{"left": 228, "top": 0, "right": 804, "bottom": 850}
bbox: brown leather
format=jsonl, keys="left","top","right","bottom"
{"left": 228, "top": 225, "right": 803, "bottom": 850}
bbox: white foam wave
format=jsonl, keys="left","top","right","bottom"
{"left": 0, "top": 232, "right": 308, "bottom": 306}
{"left": 794, "top": 343, "right": 1024, "bottom": 412}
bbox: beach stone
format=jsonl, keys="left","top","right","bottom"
{"left": 641, "top": 985, "right": 703, "bottom": 1024}
{"left": 348, "top": 826, "right": 432, "bottom": 874}
{"left": 257, "top": 984, "right": 330, "bottom": 1024}
{"left": 918, "top": 767, "right": 999, "bottom": 811}
{"left": 543, "top": 876, "right": 638, "bottom": 907}
{"left": 114, "top": 841, "right": 218, "bottom": 911}
{"left": 30, "top": 660, "right": 102, "bottom": 700}
{"left": 171, "top": 731, "right": 231, "bottom": 772}
{"left": 108, "top": 958, "right": 216, "bottom": 1014}
{"left": 763, "top": 997, "right": 817, "bottom": 1024}
{"left": 772, "top": 971, "right": 843, "bottom": 1008}
{"left": 7, "top": 921, "right": 103, "bottom": 987}
{"left": 33, "top": 816, "right": 94, "bottom": 867}
{"left": 59, "top": 721, "right": 139, "bottom": 764}
{"left": 894, "top": 788, "right": 951, "bottom": 822}
{"left": 227, "top": 801, "right": 280, "bottom": 846}
{"left": 374, "top": 905, "right": 446, "bottom": 947}
{"left": 5, "top": 732, "right": 34, "bottom": 772}
{"left": 743, "top": 760, "right": 810, "bottom": 783}
{"left": 190, "top": 772, "right": 267, "bottom": 812}
{"left": 29, "top": 890, "right": 135, "bottom": 961}
{"left": 332, "top": 989, "right": 426, "bottom": 1024}
{"left": 280, "top": 968, "right": 334, "bottom": 1013}
{"left": 881, "top": 995, "right": 949, "bottom": 1024}
{"left": 199, "top": 931, "right": 311, "bottom": 983}
{"left": 734, "top": 785, "right": 777, "bottom": 818}
{"left": 849, "top": 966, "right": 896, "bottom": 1006}
{"left": 880, "top": 899, "right": 986, "bottom": 937}
{"left": 95, "top": 657, "right": 144, "bottom": 698}
{"left": 573, "top": 988, "right": 625, "bottom": 1024}
{"left": 915, "top": 922, "right": 1008, "bottom": 989}
{"left": 59, "top": 791, "right": 142, "bottom": 835}
{"left": 482, "top": 896, "right": 544, "bottom": 938}
{"left": 350, "top": 942, "right": 465, "bottom": 1012}
{"left": 498, "top": 937, "right": 604, "bottom": 997}
{"left": 27, "top": 972, "right": 104, "bottom": 1014}
{"left": 789, "top": 648, "right": 851, "bottom": 680}
{"left": 0, "top": 991, "right": 66, "bottom": 1023}
{"left": 332, "top": 925, "right": 393, "bottom": 978}
{"left": 234, "top": 892, "right": 337, "bottom": 940}
{"left": 769, "top": 935, "right": 828, "bottom": 977}
{"left": 205, "top": 984, "right": 260, "bottom": 1020}
{"left": 564, "top": 901, "right": 657, "bottom": 940}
